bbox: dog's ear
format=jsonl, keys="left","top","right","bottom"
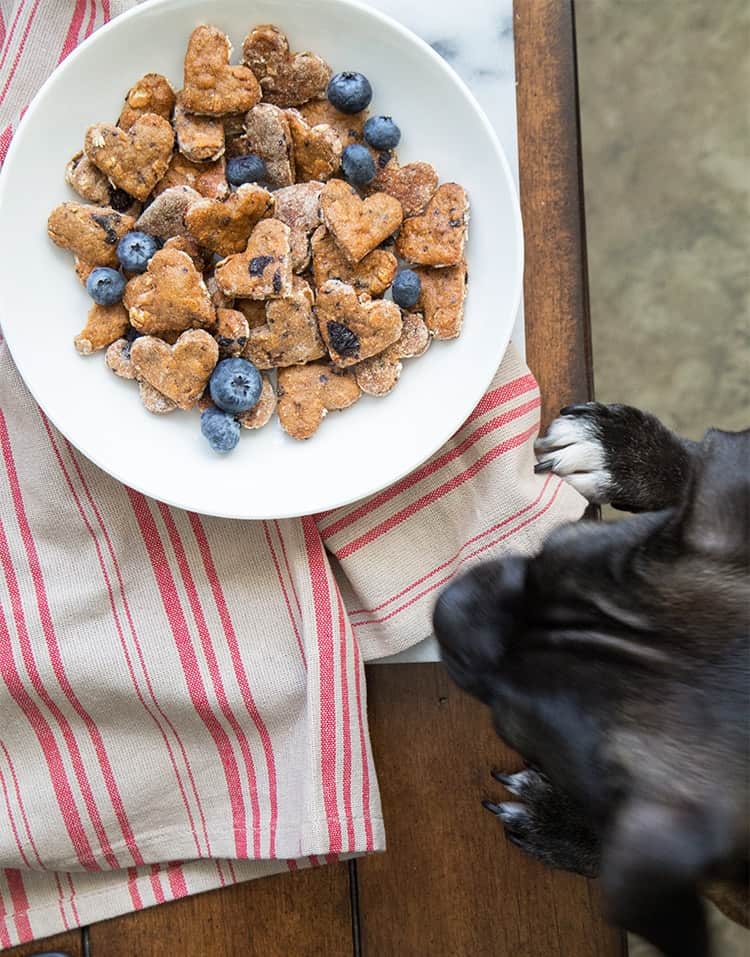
{"left": 600, "top": 798, "right": 711, "bottom": 957}
{"left": 677, "top": 428, "right": 749, "bottom": 564}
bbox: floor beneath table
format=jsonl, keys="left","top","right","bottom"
{"left": 576, "top": 2, "right": 749, "bottom": 955}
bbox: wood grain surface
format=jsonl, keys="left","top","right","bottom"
{"left": 2, "top": 931, "right": 82, "bottom": 957}
{"left": 87, "top": 863, "right": 352, "bottom": 957}
{"left": 4, "top": 2, "right": 616, "bottom": 955}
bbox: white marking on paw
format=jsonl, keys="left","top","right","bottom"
{"left": 497, "top": 802, "right": 530, "bottom": 825}
{"left": 503, "top": 770, "right": 534, "bottom": 796}
{"left": 534, "top": 415, "right": 597, "bottom": 453}
{"left": 535, "top": 415, "right": 614, "bottom": 503}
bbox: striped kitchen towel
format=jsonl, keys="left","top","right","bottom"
{"left": 0, "top": 0, "right": 586, "bottom": 948}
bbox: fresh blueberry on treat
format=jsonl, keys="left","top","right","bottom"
{"left": 85, "top": 267, "right": 126, "bottom": 305}
{"left": 209, "top": 357, "right": 263, "bottom": 413}
{"left": 341, "top": 144, "right": 376, "bottom": 186}
{"left": 201, "top": 406, "right": 241, "bottom": 453}
{"left": 391, "top": 269, "right": 421, "bottom": 309}
{"left": 327, "top": 72, "right": 372, "bottom": 114}
{"left": 117, "top": 231, "right": 159, "bottom": 273}
{"left": 226, "top": 154, "right": 268, "bottom": 187}
{"left": 363, "top": 115, "right": 401, "bottom": 150}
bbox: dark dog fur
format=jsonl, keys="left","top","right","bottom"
{"left": 433, "top": 403, "right": 749, "bottom": 957}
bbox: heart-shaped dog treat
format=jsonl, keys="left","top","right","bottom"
{"left": 365, "top": 158, "right": 438, "bottom": 217}
{"left": 181, "top": 25, "right": 261, "bottom": 117}
{"left": 84, "top": 114, "right": 175, "bottom": 201}
{"left": 243, "top": 277, "right": 325, "bottom": 369}
{"left": 123, "top": 248, "right": 215, "bottom": 335}
{"left": 74, "top": 302, "right": 130, "bottom": 355}
{"left": 316, "top": 279, "right": 403, "bottom": 367}
{"left": 413, "top": 260, "right": 468, "bottom": 339}
{"left": 241, "top": 103, "right": 295, "bottom": 188}
{"left": 395, "top": 183, "right": 469, "bottom": 267}
{"left": 277, "top": 361, "right": 360, "bottom": 440}
{"left": 285, "top": 110, "right": 342, "bottom": 182}
{"left": 130, "top": 329, "right": 218, "bottom": 409}
{"left": 273, "top": 181, "right": 323, "bottom": 272}
{"left": 47, "top": 202, "right": 136, "bottom": 267}
{"left": 212, "top": 308, "right": 250, "bottom": 358}
{"left": 242, "top": 24, "right": 331, "bottom": 108}
{"left": 135, "top": 185, "right": 202, "bottom": 242}
{"left": 153, "top": 152, "right": 229, "bottom": 200}
{"left": 65, "top": 151, "right": 111, "bottom": 205}
{"left": 311, "top": 226, "right": 397, "bottom": 296}
{"left": 185, "top": 184, "right": 275, "bottom": 256}
{"left": 118, "top": 73, "right": 176, "bottom": 131}
{"left": 237, "top": 376, "right": 276, "bottom": 430}
{"left": 298, "top": 99, "right": 368, "bottom": 147}
{"left": 320, "top": 179, "right": 403, "bottom": 264}
{"left": 214, "top": 218, "right": 293, "bottom": 299}
{"left": 173, "top": 96, "right": 225, "bottom": 162}
{"left": 354, "top": 313, "right": 431, "bottom": 396}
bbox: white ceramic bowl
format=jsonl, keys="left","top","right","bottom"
{"left": 0, "top": 0, "right": 522, "bottom": 519}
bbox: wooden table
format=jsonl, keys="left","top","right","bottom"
{"left": 9, "top": 3, "right": 622, "bottom": 955}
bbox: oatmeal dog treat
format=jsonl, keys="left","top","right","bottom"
{"left": 316, "top": 279, "right": 402, "bottom": 367}
{"left": 162, "top": 235, "right": 207, "bottom": 272}
{"left": 74, "top": 258, "right": 95, "bottom": 286}
{"left": 412, "top": 261, "right": 468, "bottom": 339}
{"left": 130, "top": 329, "right": 219, "bottom": 409}
{"left": 237, "top": 376, "right": 276, "bottom": 429}
{"left": 299, "top": 99, "right": 367, "bottom": 146}
{"left": 354, "top": 312, "right": 431, "bottom": 396}
{"left": 124, "top": 248, "right": 215, "bottom": 335}
{"left": 365, "top": 158, "right": 438, "bottom": 217}
{"left": 118, "top": 73, "right": 176, "bottom": 130}
{"left": 234, "top": 297, "right": 267, "bottom": 328}
{"left": 153, "top": 153, "right": 229, "bottom": 200}
{"left": 242, "top": 103, "right": 295, "bottom": 188}
{"left": 184, "top": 183, "right": 274, "bottom": 256}
{"left": 173, "top": 97, "right": 225, "bottom": 162}
{"left": 105, "top": 338, "right": 137, "bottom": 379}
{"left": 135, "top": 185, "right": 202, "bottom": 241}
{"left": 273, "top": 181, "right": 323, "bottom": 272}
{"left": 181, "top": 25, "right": 261, "bottom": 116}
{"left": 48, "top": 202, "right": 136, "bottom": 267}
{"left": 242, "top": 24, "right": 331, "bottom": 108}
{"left": 139, "top": 381, "right": 178, "bottom": 414}
{"left": 206, "top": 274, "right": 234, "bottom": 310}
{"left": 310, "top": 226, "right": 396, "bottom": 296}
{"left": 277, "top": 361, "right": 360, "bottom": 440}
{"left": 320, "top": 179, "right": 403, "bottom": 263}
{"left": 242, "top": 276, "right": 325, "bottom": 368}
{"left": 285, "top": 110, "right": 342, "bottom": 182}
{"left": 213, "top": 308, "right": 250, "bottom": 358}
{"left": 74, "top": 302, "right": 130, "bottom": 355}
{"left": 396, "top": 183, "right": 469, "bottom": 267}
{"left": 65, "top": 151, "right": 111, "bottom": 205}
{"left": 214, "top": 219, "right": 293, "bottom": 299}
{"left": 84, "top": 114, "right": 175, "bottom": 201}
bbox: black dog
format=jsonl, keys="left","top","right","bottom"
{"left": 433, "top": 403, "right": 749, "bottom": 957}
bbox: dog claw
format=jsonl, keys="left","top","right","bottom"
{"left": 534, "top": 460, "right": 554, "bottom": 474}
{"left": 482, "top": 799, "right": 503, "bottom": 816}
{"left": 491, "top": 768, "right": 513, "bottom": 786}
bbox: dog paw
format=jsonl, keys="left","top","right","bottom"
{"left": 534, "top": 403, "right": 613, "bottom": 503}
{"left": 483, "top": 767, "right": 601, "bottom": 877}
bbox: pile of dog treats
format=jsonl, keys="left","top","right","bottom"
{"left": 47, "top": 23, "right": 469, "bottom": 450}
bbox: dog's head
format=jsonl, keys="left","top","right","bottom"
{"left": 433, "top": 428, "right": 749, "bottom": 954}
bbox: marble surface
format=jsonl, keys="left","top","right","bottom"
{"left": 361, "top": 0, "right": 522, "bottom": 664}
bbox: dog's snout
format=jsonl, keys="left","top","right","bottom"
{"left": 433, "top": 557, "right": 528, "bottom": 651}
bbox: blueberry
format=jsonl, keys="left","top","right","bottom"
{"left": 391, "top": 269, "right": 421, "bottom": 309}
{"left": 209, "top": 357, "right": 262, "bottom": 414}
{"left": 201, "top": 406, "right": 241, "bottom": 454}
{"left": 117, "top": 231, "right": 159, "bottom": 273}
{"left": 363, "top": 115, "right": 401, "bottom": 151}
{"left": 327, "top": 321, "right": 360, "bottom": 357}
{"left": 226, "top": 154, "right": 268, "bottom": 187}
{"left": 341, "top": 144, "right": 376, "bottom": 186}
{"left": 85, "top": 267, "right": 125, "bottom": 305}
{"left": 327, "top": 71, "right": 372, "bottom": 114}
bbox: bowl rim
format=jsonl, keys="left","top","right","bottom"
{"left": 0, "top": 0, "right": 524, "bottom": 520}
